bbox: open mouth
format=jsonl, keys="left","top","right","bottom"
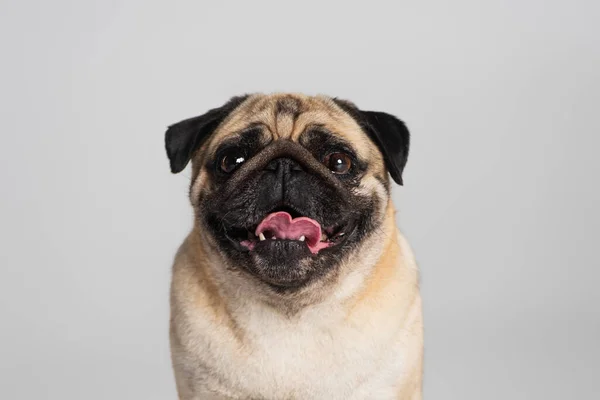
{"left": 226, "top": 207, "right": 353, "bottom": 254}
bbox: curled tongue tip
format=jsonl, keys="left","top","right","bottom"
{"left": 255, "top": 211, "right": 322, "bottom": 248}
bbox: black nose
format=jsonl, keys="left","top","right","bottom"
{"left": 265, "top": 157, "right": 304, "bottom": 173}
{"left": 263, "top": 158, "right": 304, "bottom": 203}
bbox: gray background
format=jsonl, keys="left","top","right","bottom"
{"left": 1, "top": 0, "right": 598, "bottom": 399}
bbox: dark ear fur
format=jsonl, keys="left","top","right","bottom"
{"left": 165, "top": 95, "right": 249, "bottom": 173}
{"left": 333, "top": 99, "right": 410, "bottom": 185}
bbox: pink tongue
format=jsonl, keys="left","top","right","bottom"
{"left": 255, "top": 212, "right": 329, "bottom": 254}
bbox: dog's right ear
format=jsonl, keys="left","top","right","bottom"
{"left": 165, "top": 95, "right": 249, "bottom": 173}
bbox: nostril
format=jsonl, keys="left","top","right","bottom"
{"left": 264, "top": 158, "right": 304, "bottom": 172}
{"left": 265, "top": 159, "right": 279, "bottom": 171}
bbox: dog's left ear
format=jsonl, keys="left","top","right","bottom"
{"left": 334, "top": 100, "right": 410, "bottom": 185}
{"left": 361, "top": 111, "right": 410, "bottom": 185}
{"left": 165, "top": 95, "right": 249, "bottom": 173}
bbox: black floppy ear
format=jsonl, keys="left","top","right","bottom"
{"left": 333, "top": 100, "right": 410, "bottom": 185}
{"left": 361, "top": 111, "right": 410, "bottom": 185}
{"left": 165, "top": 95, "right": 249, "bottom": 173}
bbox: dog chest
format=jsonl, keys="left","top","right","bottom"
{"left": 180, "top": 304, "right": 407, "bottom": 399}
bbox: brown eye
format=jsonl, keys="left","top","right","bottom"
{"left": 220, "top": 150, "right": 246, "bottom": 173}
{"left": 324, "top": 152, "right": 352, "bottom": 174}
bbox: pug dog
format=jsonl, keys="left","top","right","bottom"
{"left": 165, "top": 93, "right": 423, "bottom": 400}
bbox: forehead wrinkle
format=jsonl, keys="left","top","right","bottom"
{"left": 204, "top": 99, "right": 276, "bottom": 156}
{"left": 275, "top": 113, "right": 297, "bottom": 139}
{"left": 290, "top": 111, "right": 375, "bottom": 161}
{"left": 205, "top": 122, "right": 273, "bottom": 158}
{"left": 234, "top": 95, "right": 302, "bottom": 140}
{"left": 270, "top": 95, "right": 302, "bottom": 139}
{"left": 299, "top": 125, "right": 356, "bottom": 152}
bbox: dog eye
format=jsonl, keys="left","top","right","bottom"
{"left": 220, "top": 150, "right": 246, "bottom": 173}
{"left": 324, "top": 152, "right": 352, "bottom": 174}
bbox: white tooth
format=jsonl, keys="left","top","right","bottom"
{"left": 272, "top": 236, "right": 277, "bottom": 240}
{"left": 299, "top": 236, "right": 305, "bottom": 242}
{"left": 338, "top": 233, "right": 345, "bottom": 237}
{"left": 259, "top": 232, "right": 266, "bottom": 241}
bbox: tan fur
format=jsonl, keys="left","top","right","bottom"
{"left": 203, "top": 94, "right": 383, "bottom": 170}
{"left": 170, "top": 94, "right": 423, "bottom": 399}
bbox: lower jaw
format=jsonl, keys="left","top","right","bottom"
{"left": 244, "top": 261, "right": 319, "bottom": 291}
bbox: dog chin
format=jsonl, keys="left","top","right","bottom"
{"left": 248, "top": 240, "right": 314, "bottom": 288}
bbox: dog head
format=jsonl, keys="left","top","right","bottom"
{"left": 165, "top": 94, "right": 409, "bottom": 293}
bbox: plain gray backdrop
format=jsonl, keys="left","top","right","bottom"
{"left": 1, "top": 0, "right": 598, "bottom": 399}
